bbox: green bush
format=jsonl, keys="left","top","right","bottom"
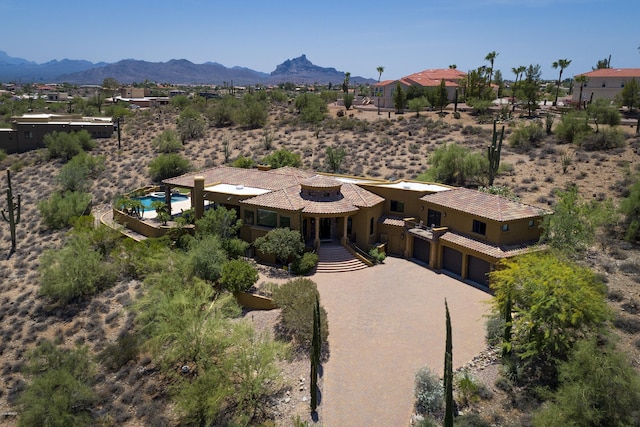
{"left": 368, "top": 247, "right": 386, "bottom": 264}
{"left": 484, "top": 313, "right": 505, "bottom": 346}
{"left": 579, "top": 128, "right": 626, "bottom": 151}
{"left": 236, "top": 94, "right": 268, "bottom": 129}
{"left": 38, "top": 190, "right": 92, "bottom": 229}
{"left": 295, "top": 92, "right": 328, "bottom": 124}
{"left": 554, "top": 111, "right": 591, "bottom": 144}
{"left": 232, "top": 155, "right": 255, "bottom": 168}
{"left": 454, "top": 413, "right": 491, "bottom": 427}
{"left": 261, "top": 149, "right": 302, "bottom": 169}
{"left": 454, "top": 370, "right": 480, "bottom": 407}
{"left": 18, "top": 341, "right": 96, "bottom": 427}
{"left": 291, "top": 251, "right": 318, "bottom": 275}
{"left": 414, "top": 366, "right": 444, "bottom": 417}
{"left": 418, "top": 143, "right": 488, "bottom": 186}
{"left": 98, "top": 333, "right": 140, "bottom": 371}
{"left": 272, "top": 278, "right": 329, "bottom": 350}
{"left": 56, "top": 152, "right": 105, "bottom": 192}
{"left": 508, "top": 122, "right": 546, "bottom": 150}
{"left": 0, "top": 148, "right": 6, "bottom": 162}
{"left": 153, "top": 129, "right": 183, "bottom": 153}
{"left": 44, "top": 130, "right": 96, "bottom": 160}
{"left": 39, "top": 237, "right": 118, "bottom": 304}
{"left": 621, "top": 173, "right": 640, "bottom": 242}
{"left": 188, "top": 236, "right": 228, "bottom": 283}
{"left": 220, "top": 259, "right": 258, "bottom": 293}
{"left": 148, "top": 153, "right": 191, "bottom": 182}
{"left": 254, "top": 227, "right": 304, "bottom": 265}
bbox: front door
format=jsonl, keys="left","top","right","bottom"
{"left": 320, "top": 218, "right": 332, "bottom": 241}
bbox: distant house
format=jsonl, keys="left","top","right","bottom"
{"left": 119, "top": 87, "right": 151, "bottom": 98}
{"left": 0, "top": 113, "right": 113, "bottom": 154}
{"left": 372, "top": 68, "right": 467, "bottom": 109}
{"left": 572, "top": 68, "right": 640, "bottom": 104}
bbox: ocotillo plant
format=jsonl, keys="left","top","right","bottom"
{"left": 444, "top": 299, "right": 454, "bottom": 427}
{"left": 1, "top": 169, "right": 20, "bottom": 257}
{"left": 310, "top": 295, "right": 321, "bottom": 412}
{"left": 487, "top": 120, "right": 505, "bottom": 186}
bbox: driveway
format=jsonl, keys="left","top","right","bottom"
{"left": 311, "top": 257, "right": 492, "bottom": 427}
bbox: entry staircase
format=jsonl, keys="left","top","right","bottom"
{"left": 316, "top": 243, "right": 369, "bottom": 273}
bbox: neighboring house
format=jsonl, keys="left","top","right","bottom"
{"left": 119, "top": 87, "right": 151, "bottom": 98}
{"left": 572, "top": 68, "right": 640, "bottom": 104}
{"left": 157, "top": 166, "right": 546, "bottom": 286}
{"left": 372, "top": 68, "right": 467, "bottom": 109}
{"left": 0, "top": 113, "right": 114, "bottom": 154}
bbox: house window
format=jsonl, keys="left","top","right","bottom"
{"left": 602, "top": 81, "right": 606, "bottom": 87}
{"left": 390, "top": 200, "right": 405, "bottom": 213}
{"left": 528, "top": 219, "right": 535, "bottom": 228}
{"left": 347, "top": 217, "right": 353, "bottom": 235}
{"left": 427, "top": 209, "right": 442, "bottom": 228}
{"left": 280, "top": 216, "right": 291, "bottom": 228}
{"left": 243, "top": 210, "right": 254, "bottom": 225}
{"left": 23, "top": 131, "right": 33, "bottom": 139}
{"left": 257, "top": 209, "right": 277, "bottom": 228}
{"left": 502, "top": 224, "right": 509, "bottom": 232}
{"left": 472, "top": 220, "right": 486, "bottom": 235}
{"left": 370, "top": 217, "right": 374, "bottom": 235}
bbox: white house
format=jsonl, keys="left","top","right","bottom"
{"left": 572, "top": 68, "right": 640, "bottom": 104}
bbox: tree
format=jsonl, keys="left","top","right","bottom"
{"left": 188, "top": 236, "right": 228, "bottom": 283}
{"left": 38, "top": 191, "right": 92, "bottom": 229}
{"left": 493, "top": 69, "right": 504, "bottom": 98}
{"left": 176, "top": 107, "right": 206, "bottom": 143}
{"left": 533, "top": 336, "right": 640, "bottom": 426}
{"left": 254, "top": 227, "right": 304, "bottom": 265}
{"left": 220, "top": 259, "right": 258, "bottom": 293}
{"left": 418, "top": 143, "right": 488, "bottom": 186}
{"left": 616, "top": 78, "right": 640, "bottom": 111}
{"left": 490, "top": 252, "right": 611, "bottom": 384}
{"left": 237, "top": 93, "right": 268, "bottom": 128}
{"left": 484, "top": 51, "right": 499, "bottom": 87}
{"left": 554, "top": 110, "right": 591, "bottom": 144}
{"left": 552, "top": 59, "right": 572, "bottom": 105}
{"left": 325, "top": 146, "right": 346, "bottom": 173}
{"left": 586, "top": 97, "right": 621, "bottom": 131}
{"left": 342, "top": 72, "right": 351, "bottom": 95}
{"left": 295, "top": 92, "right": 327, "bottom": 124}
{"left": 511, "top": 65, "right": 526, "bottom": 106}
{"left": 517, "top": 64, "right": 542, "bottom": 116}
{"left": 434, "top": 79, "right": 449, "bottom": 112}
{"left": 592, "top": 56, "right": 611, "bottom": 70}
{"left": 261, "top": 149, "right": 301, "bottom": 168}
{"left": 393, "top": 81, "right": 405, "bottom": 113}
{"left": 102, "top": 77, "right": 120, "bottom": 100}
{"left": 444, "top": 300, "right": 454, "bottom": 427}
{"left": 376, "top": 66, "right": 385, "bottom": 82}
{"left": 44, "top": 130, "right": 96, "bottom": 161}
{"left": 56, "top": 152, "right": 104, "bottom": 193}
{"left": 574, "top": 75, "right": 588, "bottom": 108}
{"left": 18, "top": 341, "right": 96, "bottom": 427}
{"left": 407, "top": 97, "right": 428, "bottom": 117}
{"left": 195, "top": 205, "right": 243, "bottom": 240}
{"left": 153, "top": 129, "right": 182, "bottom": 153}
{"left": 148, "top": 153, "right": 191, "bottom": 181}
{"left": 541, "top": 184, "right": 615, "bottom": 255}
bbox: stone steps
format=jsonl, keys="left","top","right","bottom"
{"left": 316, "top": 244, "right": 369, "bottom": 273}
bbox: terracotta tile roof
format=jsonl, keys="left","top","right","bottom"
{"left": 577, "top": 68, "right": 640, "bottom": 78}
{"left": 301, "top": 175, "right": 342, "bottom": 189}
{"left": 378, "top": 215, "right": 405, "bottom": 227}
{"left": 420, "top": 188, "right": 547, "bottom": 222}
{"left": 403, "top": 68, "right": 467, "bottom": 87}
{"left": 440, "top": 231, "right": 541, "bottom": 259}
{"left": 163, "top": 165, "right": 315, "bottom": 189}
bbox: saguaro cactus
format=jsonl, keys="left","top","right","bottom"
{"left": 2, "top": 169, "right": 21, "bottom": 257}
{"left": 487, "top": 120, "right": 505, "bottom": 186}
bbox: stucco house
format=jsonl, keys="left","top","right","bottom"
{"left": 572, "top": 68, "right": 640, "bottom": 104}
{"left": 372, "top": 68, "right": 467, "bottom": 110}
{"left": 153, "top": 165, "right": 546, "bottom": 286}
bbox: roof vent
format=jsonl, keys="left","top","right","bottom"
{"left": 236, "top": 185, "right": 244, "bottom": 190}
{"left": 402, "top": 183, "right": 411, "bottom": 189}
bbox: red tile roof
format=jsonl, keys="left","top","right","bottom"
{"left": 378, "top": 215, "right": 405, "bottom": 227}
{"left": 577, "top": 68, "right": 640, "bottom": 78}
{"left": 440, "top": 231, "right": 541, "bottom": 259}
{"left": 403, "top": 68, "right": 467, "bottom": 87}
{"left": 420, "top": 188, "right": 547, "bottom": 222}
{"left": 163, "top": 165, "right": 315, "bottom": 189}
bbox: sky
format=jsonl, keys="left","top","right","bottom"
{"left": 1, "top": 0, "right": 638, "bottom": 81}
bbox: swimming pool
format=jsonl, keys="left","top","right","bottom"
{"left": 134, "top": 192, "right": 189, "bottom": 212}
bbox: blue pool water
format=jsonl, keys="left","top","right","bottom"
{"left": 134, "top": 192, "right": 189, "bottom": 211}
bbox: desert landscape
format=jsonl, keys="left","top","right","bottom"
{"left": 0, "top": 96, "right": 639, "bottom": 426}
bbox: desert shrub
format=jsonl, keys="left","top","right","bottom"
{"left": 621, "top": 173, "right": 640, "bottom": 242}
{"left": 508, "top": 122, "right": 546, "bottom": 150}
{"left": 461, "top": 125, "right": 484, "bottom": 135}
{"left": 205, "top": 94, "right": 239, "bottom": 127}
{"left": 485, "top": 313, "right": 505, "bottom": 346}
{"left": 295, "top": 92, "right": 328, "bottom": 124}
{"left": 44, "top": 130, "right": 96, "bottom": 160}
{"left": 219, "top": 259, "right": 258, "bottom": 293}
{"left": 587, "top": 97, "right": 621, "bottom": 127}
{"left": 261, "top": 149, "right": 301, "bottom": 168}
{"left": 236, "top": 93, "right": 268, "bottom": 129}
{"left": 368, "top": 247, "right": 386, "bottom": 264}
{"left": 195, "top": 205, "right": 243, "bottom": 240}
{"left": 454, "top": 370, "right": 480, "bottom": 407}
{"left": 414, "top": 366, "right": 444, "bottom": 417}
{"left": 176, "top": 107, "right": 206, "bottom": 142}
{"left": 39, "top": 236, "right": 118, "bottom": 304}
{"left": 418, "top": 143, "right": 488, "bottom": 186}
{"left": 38, "top": 191, "right": 92, "bottom": 229}
{"left": 188, "top": 236, "right": 228, "bottom": 283}
{"left": 291, "top": 251, "right": 318, "bottom": 275}
{"left": 148, "top": 153, "right": 191, "bottom": 182}
{"left": 18, "top": 341, "right": 96, "bottom": 427}
{"left": 98, "top": 333, "right": 140, "bottom": 371}
{"left": 533, "top": 336, "right": 640, "bottom": 427}
{"left": 152, "top": 129, "right": 182, "bottom": 153}
{"left": 232, "top": 155, "right": 255, "bottom": 169}
{"left": 613, "top": 314, "right": 640, "bottom": 334}
{"left": 56, "top": 152, "right": 105, "bottom": 192}
{"left": 272, "top": 278, "right": 329, "bottom": 350}
{"left": 454, "top": 413, "right": 491, "bottom": 427}
{"left": 580, "top": 127, "right": 626, "bottom": 151}
{"left": 554, "top": 111, "right": 591, "bottom": 144}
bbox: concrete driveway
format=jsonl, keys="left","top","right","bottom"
{"left": 311, "top": 256, "right": 492, "bottom": 427}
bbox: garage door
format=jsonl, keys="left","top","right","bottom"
{"left": 413, "top": 238, "right": 430, "bottom": 264}
{"left": 442, "top": 247, "right": 462, "bottom": 276}
{"left": 468, "top": 256, "right": 490, "bottom": 286}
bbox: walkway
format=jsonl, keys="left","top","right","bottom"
{"left": 311, "top": 257, "right": 491, "bottom": 427}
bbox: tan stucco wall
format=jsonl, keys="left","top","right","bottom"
{"left": 572, "top": 76, "right": 637, "bottom": 103}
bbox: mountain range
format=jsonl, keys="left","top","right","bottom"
{"left": 0, "top": 52, "right": 374, "bottom": 86}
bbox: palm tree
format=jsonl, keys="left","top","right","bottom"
{"left": 510, "top": 65, "right": 526, "bottom": 106}
{"left": 485, "top": 51, "right": 499, "bottom": 86}
{"left": 574, "top": 75, "right": 588, "bottom": 109}
{"left": 376, "top": 66, "right": 385, "bottom": 82}
{"left": 552, "top": 59, "right": 572, "bottom": 106}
